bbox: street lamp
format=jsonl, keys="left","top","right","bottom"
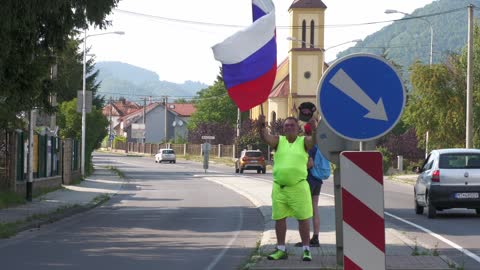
{"left": 82, "top": 30, "right": 124, "bottom": 177}
{"left": 385, "top": 9, "right": 433, "bottom": 66}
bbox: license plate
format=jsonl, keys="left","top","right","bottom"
{"left": 454, "top": 193, "right": 479, "bottom": 199}
{"left": 251, "top": 160, "right": 257, "bottom": 163}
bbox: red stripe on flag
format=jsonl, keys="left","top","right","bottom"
{"left": 227, "top": 62, "right": 276, "bottom": 112}
{"left": 344, "top": 256, "right": 363, "bottom": 270}
{"left": 343, "top": 188, "right": 385, "bottom": 252}
{"left": 342, "top": 152, "right": 383, "bottom": 185}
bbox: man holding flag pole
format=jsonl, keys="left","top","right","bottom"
{"left": 213, "top": 0, "right": 317, "bottom": 262}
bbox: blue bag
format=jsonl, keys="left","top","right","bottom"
{"left": 310, "top": 146, "right": 331, "bottom": 180}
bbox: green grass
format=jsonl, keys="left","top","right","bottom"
{"left": 105, "top": 166, "right": 126, "bottom": 179}
{"left": 239, "top": 240, "right": 263, "bottom": 270}
{"left": 0, "top": 191, "right": 26, "bottom": 209}
{"left": 0, "top": 204, "right": 81, "bottom": 239}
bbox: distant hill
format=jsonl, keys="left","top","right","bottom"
{"left": 94, "top": 61, "right": 208, "bottom": 102}
{"left": 337, "top": 0, "right": 480, "bottom": 81}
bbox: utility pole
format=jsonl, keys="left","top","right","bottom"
{"left": 27, "top": 109, "right": 36, "bottom": 201}
{"left": 143, "top": 97, "right": 147, "bottom": 144}
{"left": 466, "top": 4, "right": 474, "bottom": 148}
{"left": 164, "top": 96, "right": 168, "bottom": 143}
{"left": 109, "top": 97, "right": 113, "bottom": 150}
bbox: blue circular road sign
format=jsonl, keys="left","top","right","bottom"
{"left": 318, "top": 53, "right": 405, "bottom": 141}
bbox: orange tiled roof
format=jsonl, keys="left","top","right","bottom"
{"left": 166, "top": 103, "right": 196, "bottom": 117}
{"left": 269, "top": 76, "right": 289, "bottom": 98}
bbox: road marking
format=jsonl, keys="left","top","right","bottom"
{"left": 321, "top": 192, "right": 480, "bottom": 264}
{"left": 384, "top": 212, "right": 480, "bottom": 264}
{"left": 204, "top": 205, "right": 243, "bottom": 270}
{"left": 329, "top": 68, "right": 388, "bottom": 121}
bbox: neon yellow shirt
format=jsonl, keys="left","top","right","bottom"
{"left": 273, "top": 136, "right": 308, "bottom": 186}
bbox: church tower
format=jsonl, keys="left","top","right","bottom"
{"left": 288, "top": 0, "right": 327, "bottom": 116}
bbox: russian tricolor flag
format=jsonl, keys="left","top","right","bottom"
{"left": 212, "top": 0, "right": 277, "bottom": 112}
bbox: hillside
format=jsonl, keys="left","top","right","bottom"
{"left": 94, "top": 61, "right": 208, "bottom": 102}
{"left": 337, "top": 0, "right": 480, "bottom": 80}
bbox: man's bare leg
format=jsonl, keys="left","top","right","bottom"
{"left": 275, "top": 218, "right": 287, "bottom": 246}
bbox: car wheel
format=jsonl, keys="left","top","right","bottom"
{"left": 426, "top": 193, "right": 436, "bottom": 219}
{"left": 476, "top": 209, "right": 480, "bottom": 215}
{"left": 414, "top": 194, "right": 424, "bottom": 215}
{"left": 235, "top": 168, "right": 239, "bottom": 173}
{"left": 262, "top": 168, "right": 266, "bottom": 174}
{"left": 173, "top": 160, "right": 176, "bottom": 164}
{"left": 240, "top": 168, "right": 244, "bottom": 174}
{"left": 257, "top": 169, "right": 261, "bottom": 174}
{"left": 155, "top": 160, "right": 158, "bottom": 163}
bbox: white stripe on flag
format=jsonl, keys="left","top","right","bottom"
{"left": 343, "top": 222, "right": 386, "bottom": 270}
{"left": 340, "top": 156, "right": 384, "bottom": 218}
{"left": 212, "top": 11, "right": 275, "bottom": 64}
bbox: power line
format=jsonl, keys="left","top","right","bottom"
{"left": 115, "top": 6, "right": 465, "bottom": 29}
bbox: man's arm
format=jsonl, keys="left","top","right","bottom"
{"left": 304, "top": 117, "right": 317, "bottom": 151}
{"left": 258, "top": 115, "right": 279, "bottom": 148}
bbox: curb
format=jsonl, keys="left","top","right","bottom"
{"left": 2, "top": 166, "right": 128, "bottom": 238}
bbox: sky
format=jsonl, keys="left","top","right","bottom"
{"left": 88, "top": 0, "right": 435, "bottom": 86}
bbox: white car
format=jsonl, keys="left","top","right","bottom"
{"left": 155, "top": 149, "right": 176, "bottom": 163}
{"left": 413, "top": 148, "right": 480, "bottom": 218}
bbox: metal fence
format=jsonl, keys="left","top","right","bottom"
{"left": 0, "top": 130, "right": 12, "bottom": 189}
{"left": 114, "top": 142, "right": 236, "bottom": 158}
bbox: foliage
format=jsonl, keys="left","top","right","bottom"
{"left": 188, "top": 122, "right": 235, "bottom": 145}
{"left": 188, "top": 73, "right": 237, "bottom": 130}
{"left": 113, "top": 135, "right": 126, "bottom": 148}
{"left": 0, "top": 0, "right": 119, "bottom": 129}
{"left": 378, "top": 128, "right": 424, "bottom": 162}
{"left": 57, "top": 99, "right": 108, "bottom": 174}
{"left": 337, "top": 0, "right": 480, "bottom": 83}
{"left": 403, "top": 23, "right": 480, "bottom": 149}
{"left": 376, "top": 146, "right": 393, "bottom": 174}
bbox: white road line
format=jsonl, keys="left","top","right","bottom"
{"left": 384, "top": 212, "right": 480, "bottom": 264}
{"left": 320, "top": 192, "right": 480, "bottom": 264}
{"left": 204, "top": 203, "right": 244, "bottom": 270}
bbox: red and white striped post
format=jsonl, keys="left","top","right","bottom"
{"left": 340, "top": 151, "right": 385, "bottom": 270}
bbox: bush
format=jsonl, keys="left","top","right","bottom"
{"left": 376, "top": 146, "right": 393, "bottom": 174}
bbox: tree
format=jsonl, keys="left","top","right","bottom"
{"left": 0, "top": 0, "right": 118, "bottom": 129}
{"left": 188, "top": 122, "right": 235, "bottom": 145}
{"left": 188, "top": 73, "right": 237, "bottom": 130}
{"left": 57, "top": 99, "right": 108, "bottom": 174}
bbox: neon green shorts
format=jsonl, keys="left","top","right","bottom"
{"left": 271, "top": 180, "right": 313, "bottom": 220}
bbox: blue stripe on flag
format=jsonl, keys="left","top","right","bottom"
{"left": 222, "top": 37, "right": 277, "bottom": 89}
{"left": 252, "top": 5, "right": 267, "bottom": 21}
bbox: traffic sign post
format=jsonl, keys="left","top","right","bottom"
{"left": 201, "top": 136, "right": 214, "bottom": 172}
{"left": 317, "top": 53, "right": 405, "bottom": 267}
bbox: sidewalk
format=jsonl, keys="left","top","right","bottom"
{"left": 0, "top": 166, "right": 127, "bottom": 237}
{"left": 203, "top": 173, "right": 453, "bottom": 270}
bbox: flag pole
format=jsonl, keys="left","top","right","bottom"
{"left": 260, "top": 103, "right": 265, "bottom": 116}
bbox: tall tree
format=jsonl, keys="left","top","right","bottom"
{"left": 188, "top": 73, "right": 237, "bottom": 130}
{"left": 0, "top": 0, "right": 118, "bottom": 129}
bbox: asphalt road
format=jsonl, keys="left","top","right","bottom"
{"left": 0, "top": 153, "right": 263, "bottom": 270}
{"left": 193, "top": 156, "right": 480, "bottom": 269}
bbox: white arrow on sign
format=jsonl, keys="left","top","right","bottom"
{"left": 329, "top": 68, "right": 388, "bottom": 121}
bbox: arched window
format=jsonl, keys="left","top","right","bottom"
{"left": 301, "top": 20, "right": 306, "bottom": 48}
{"left": 310, "top": 20, "right": 315, "bottom": 48}
{"left": 271, "top": 111, "right": 277, "bottom": 123}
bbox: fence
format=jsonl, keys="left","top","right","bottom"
{"left": 113, "top": 142, "right": 238, "bottom": 159}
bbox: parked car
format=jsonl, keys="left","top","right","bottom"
{"left": 235, "top": 149, "right": 266, "bottom": 174}
{"left": 413, "top": 148, "right": 480, "bottom": 218}
{"left": 155, "top": 149, "right": 176, "bottom": 163}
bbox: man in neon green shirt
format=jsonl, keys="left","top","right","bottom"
{"left": 258, "top": 115, "right": 317, "bottom": 261}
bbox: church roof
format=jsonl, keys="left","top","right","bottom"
{"left": 289, "top": 0, "right": 327, "bottom": 9}
{"left": 269, "top": 76, "right": 289, "bottom": 98}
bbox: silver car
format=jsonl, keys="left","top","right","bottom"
{"left": 413, "top": 148, "right": 480, "bottom": 218}
{"left": 155, "top": 149, "right": 176, "bottom": 163}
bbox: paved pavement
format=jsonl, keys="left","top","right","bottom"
{"left": 0, "top": 161, "right": 454, "bottom": 269}
{"left": 0, "top": 166, "right": 127, "bottom": 234}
